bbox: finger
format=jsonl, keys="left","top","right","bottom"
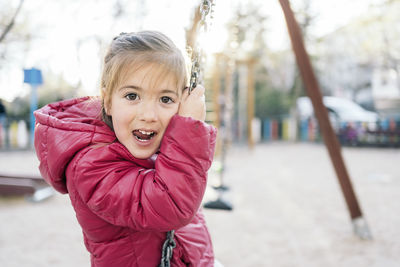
{"left": 191, "top": 85, "right": 205, "bottom": 96}
{"left": 181, "top": 87, "right": 190, "bottom": 100}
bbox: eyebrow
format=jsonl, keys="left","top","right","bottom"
{"left": 118, "top": 85, "right": 141, "bottom": 92}
{"left": 118, "top": 85, "right": 178, "bottom": 96}
{"left": 160, "top": 89, "right": 178, "bottom": 96}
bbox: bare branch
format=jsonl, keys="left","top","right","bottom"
{"left": 185, "top": 4, "right": 202, "bottom": 50}
{"left": 0, "top": 0, "right": 25, "bottom": 43}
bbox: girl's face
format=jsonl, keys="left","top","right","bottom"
{"left": 106, "top": 64, "right": 180, "bottom": 159}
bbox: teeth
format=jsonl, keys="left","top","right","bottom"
{"left": 138, "top": 130, "right": 154, "bottom": 135}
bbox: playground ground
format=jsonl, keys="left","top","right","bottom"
{"left": 0, "top": 142, "right": 399, "bottom": 267}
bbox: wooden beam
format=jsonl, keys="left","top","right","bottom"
{"left": 212, "top": 53, "right": 222, "bottom": 157}
{"left": 247, "top": 59, "right": 255, "bottom": 148}
{"left": 278, "top": 0, "right": 371, "bottom": 239}
{"left": 0, "top": 173, "right": 48, "bottom": 197}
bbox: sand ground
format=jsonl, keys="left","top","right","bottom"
{"left": 0, "top": 142, "right": 399, "bottom": 267}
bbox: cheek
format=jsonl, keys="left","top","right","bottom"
{"left": 111, "top": 114, "right": 125, "bottom": 137}
{"left": 111, "top": 107, "right": 134, "bottom": 131}
{"left": 160, "top": 106, "right": 178, "bottom": 126}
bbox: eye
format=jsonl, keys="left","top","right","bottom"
{"left": 160, "top": 96, "right": 174, "bottom": 104}
{"left": 125, "top": 93, "right": 138, "bottom": 101}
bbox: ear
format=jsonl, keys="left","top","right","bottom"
{"left": 104, "top": 101, "right": 111, "bottom": 116}
{"left": 105, "top": 105, "right": 110, "bottom": 116}
{"left": 102, "top": 88, "right": 111, "bottom": 115}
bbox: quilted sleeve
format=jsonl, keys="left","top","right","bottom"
{"left": 71, "top": 115, "right": 217, "bottom": 231}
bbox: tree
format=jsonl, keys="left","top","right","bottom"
{"left": 6, "top": 72, "right": 78, "bottom": 123}
{"left": 0, "top": 0, "right": 24, "bottom": 43}
{"left": 225, "top": 2, "right": 268, "bottom": 59}
{"left": 255, "top": 82, "right": 291, "bottom": 119}
{"left": 0, "top": 0, "right": 32, "bottom": 70}
{"left": 315, "top": 0, "right": 400, "bottom": 109}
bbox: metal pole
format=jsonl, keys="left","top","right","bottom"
{"left": 30, "top": 84, "right": 37, "bottom": 147}
{"left": 278, "top": 0, "right": 371, "bottom": 239}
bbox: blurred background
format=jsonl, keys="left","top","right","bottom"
{"left": 0, "top": 0, "right": 399, "bottom": 266}
{"left": 1, "top": 0, "right": 399, "bottom": 148}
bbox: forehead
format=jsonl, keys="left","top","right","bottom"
{"left": 118, "top": 62, "right": 179, "bottom": 92}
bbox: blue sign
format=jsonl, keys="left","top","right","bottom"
{"left": 24, "top": 68, "right": 43, "bottom": 85}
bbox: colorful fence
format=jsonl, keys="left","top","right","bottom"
{"left": 337, "top": 119, "right": 400, "bottom": 147}
{"left": 262, "top": 117, "right": 400, "bottom": 147}
{"left": 0, "top": 120, "right": 29, "bottom": 149}
{"left": 2, "top": 117, "right": 400, "bottom": 149}
{"left": 263, "top": 117, "right": 299, "bottom": 142}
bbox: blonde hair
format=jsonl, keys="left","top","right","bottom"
{"left": 100, "top": 31, "right": 188, "bottom": 128}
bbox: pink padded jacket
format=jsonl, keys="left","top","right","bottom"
{"left": 34, "top": 97, "right": 217, "bottom": 266}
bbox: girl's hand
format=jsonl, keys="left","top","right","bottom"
{"left": 178, "top": 85, "right": 206, "bottom": 121}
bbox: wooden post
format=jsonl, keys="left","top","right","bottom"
{"left": 247, "top": 59, "right": 255, "bottom": 148}
{"left": 212, "top": 54, "right": 222, "bottom": 128}
{"left": 212, "top": 53, "right": 222, "bottom": 156}
{"left": 278, "top": 0, "right": 371, "bottom": 239}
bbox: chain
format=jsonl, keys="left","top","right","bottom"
{"left": 158, "top": 3, "right": 215, "bottom": 265}
{"left": 188, "top": 0, "right": 216, "bottom": 93}
{"left": 159, "top": 230, "right": 176, "bottom": 267}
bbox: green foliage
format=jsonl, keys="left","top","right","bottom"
{"left": 225, "top": 2, "right": 268, "bottom": 57}
{"left": 255, "top": 81, "right": 291, "bottom": 119}
{"left": 4, "top": 96, "right": 29, "bottom": 123}
{"left": 5, "top": 72, "right": 78, "bottom": 123}
{"left": 37, "top": 73, "right": 78, "bottom": 107}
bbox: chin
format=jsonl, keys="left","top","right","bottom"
{"left": 129, "top": 147, "right": 157, "bottom": 159}
{"left": 131, "top": 151, "right": 152, "bottom": 159}
{"left": 122, "top": 137, "right": 161, "bottom": 159}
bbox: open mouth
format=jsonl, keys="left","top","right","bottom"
{"left": 132, "top": 129, "right": 157, "bottom": 141}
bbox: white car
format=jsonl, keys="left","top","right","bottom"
{"left": 296, "top": 96, "right": 380, "bottom": 131}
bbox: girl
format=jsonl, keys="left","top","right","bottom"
{"left": 34, "top": 31, "right": 217, "bottom": 266}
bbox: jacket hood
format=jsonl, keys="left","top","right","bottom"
{"left": 34, "top": 97, "right": 116, "bottom": 193}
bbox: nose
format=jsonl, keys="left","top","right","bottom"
{"left": 138, "top": 101, "right": 157, "bottom": 122}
